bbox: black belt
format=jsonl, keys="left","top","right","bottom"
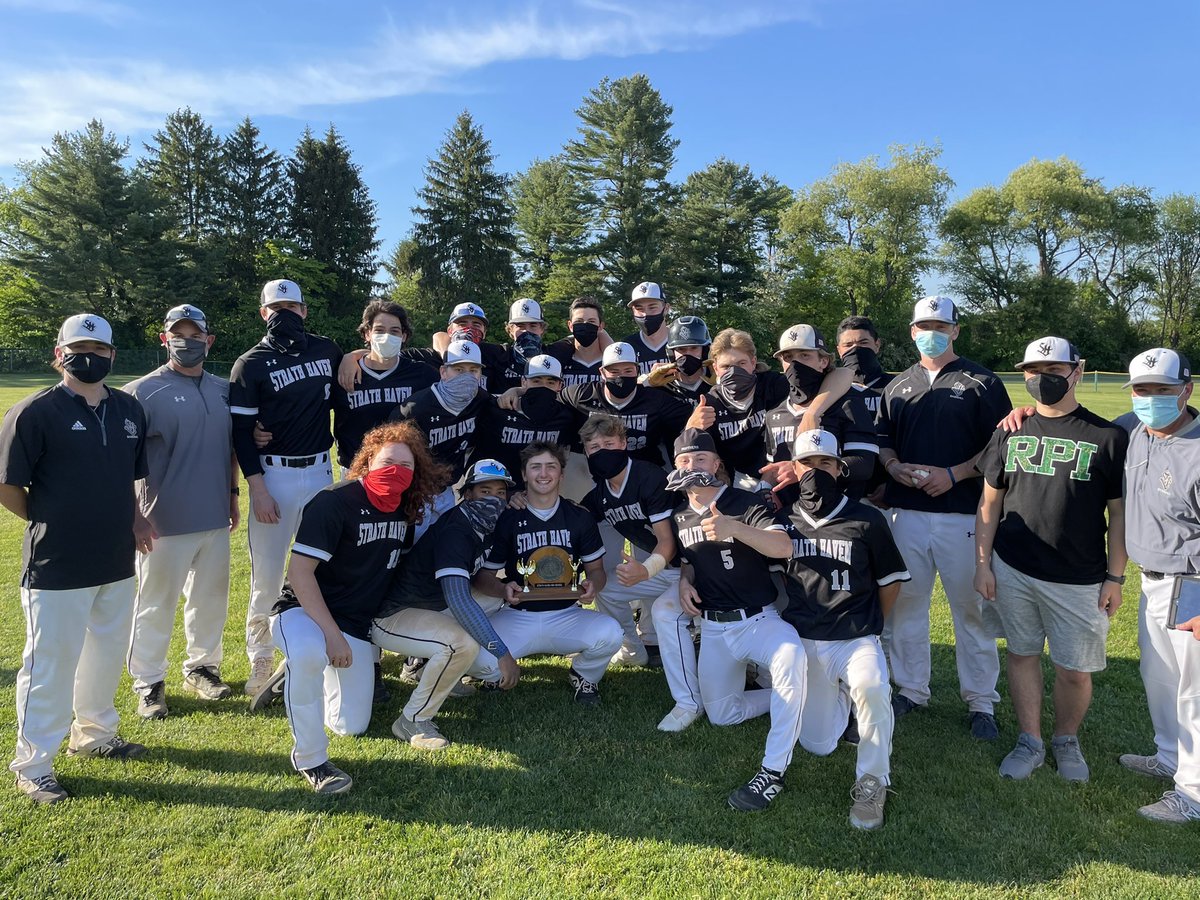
{"left": 263, "top": 453, "right": 327, "bottom": 469}
{"left": 702, "top": 605, "right": 765, "bottom": 623}
{"left": 1143, "top": 571, "right": 1165, "bottom": 580}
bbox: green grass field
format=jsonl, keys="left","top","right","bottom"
{"left": 0, "top": 374, "right": 1194, "bottom": 899}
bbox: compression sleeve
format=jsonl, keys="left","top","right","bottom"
{"left": 441, "top": 574, "right": 509, "bottom": 658}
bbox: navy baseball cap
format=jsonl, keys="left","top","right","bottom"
{"left": 164, "top": 304, "right": 209, "bottom": 333}
{"left": 673, "top": 428, "right": 716, "bottom": 458}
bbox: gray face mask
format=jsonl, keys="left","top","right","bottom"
{"left": 665, "top": 468, "right": 723, "bottom": 492}
{"left": 460, "top": 495, "right": 505, "bottom": 539}
{"left": 435, "top": 372, "right": 481, "bottom": 414}
{"left": 167, "top": 336, "right": 207, "bottom": 368}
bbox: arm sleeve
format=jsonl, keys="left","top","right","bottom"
{"left": 228, "top": 358, "right": 264, "bottom": 477}
{"left": 841, "top": 392, "right": 880, "bottom": 455}
{"left": 291, "top": 492, "right": 342, "bottom": 562}
{"left": 440, "top": 574, "right": 509, "bottom": 658}
{"left": 741, "top": 499, "right": 783, "bottom": 530}
{"left": 0, "top": 403, "right": 40, "bottom": 487}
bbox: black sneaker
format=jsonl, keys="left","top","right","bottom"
{"left": 300, "top": 761, "right": 353, "bottom": 795}
{"left": 970, "top": 711, "right": 999, "bottom": 741}
{"left": 138, "top": 681, "right": 168, "bottom": 720}
{"left": 568, "top": 668, "right": 601, "bottom": 707}
{"left": 728, "top": 767, "right": 784, "bottom": 812}
{"left": 841, "top": 710, "right": 860, "bottom": 745}
{"left": 66, "top": 736, "right": 147, "bottom": 760}
{"left": 183, "top": 666, "right": 232, "bottom": 701}
{"left": 373, "top": 662, "right": 392, "bottom": 706}
{"left": 891, "top": 694, "right": 921, "bottom": 718}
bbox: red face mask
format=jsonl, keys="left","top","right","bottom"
{"left": 450, "top": 324, "right": 484, "bottom": 345}
{"left": 361, "top": 465, "right": 414, "bottom": 513}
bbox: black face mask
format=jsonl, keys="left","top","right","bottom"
{"left": 265, "top": 309, "right": 308, "bottom": 354}
{"left": 634, "top": 312, "right": 666, "bottom": 335}
{"left": 675, "top": 354, "right": 704, "bottom": 377}
{"left": 167, "top": 336, "right": 208, "bottom": 369}
{"left": 786, "top": 360, "right": 825, "bottom": 405}
{"left": 514, "top": 330, "right": 542, "bottom": 360}
{"left": 796, "top": 467, "right": 841, "bottom": 516}
{"left": 62, "top": 352, "right": 111, "bottom": 384}
{"left": 715, "top": 366, "right": 757, "bottom": 406}
{"left": 840, "top": 346, "right": 883, "bottom": 385}
{"left": 1026, "top": 372, "right": 1071, "bottom": 405}
{"left": 571, "top": 322, "right": 600, "bottom": 348}
{"left": 587, "top": 447, "right": 629, "bottom": 481}
{"left": 605, "top": 375, "right": 638, "bottom": 400}
{"left": 520, "top": 386, "right": 560, "bottom": 421}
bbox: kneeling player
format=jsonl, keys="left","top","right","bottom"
{"left": 472, "top": 443, "right": 622, "bottom": 705}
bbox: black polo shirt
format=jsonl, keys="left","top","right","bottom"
{"left": 0, "top": 384, "right": 148, "bottom": 590}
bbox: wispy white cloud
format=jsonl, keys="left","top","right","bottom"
{"left": 0, "top": 0, "right": 134, "bottom": 24}
{"left": 0, "top": 1, "right": 817, "bottom": 165}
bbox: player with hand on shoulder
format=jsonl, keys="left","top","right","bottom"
{"left": 623, "top": 282, "right": 672, "bottom": 374}
{"left": 643, "top": 315, "right": 714, "bottom": 407}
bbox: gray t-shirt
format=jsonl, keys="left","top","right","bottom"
{"left": 1123, "top": 409, "right": 1200, "bottom": 574}
{"left": 124, "top": 365, "right": 233, "bottom": 537}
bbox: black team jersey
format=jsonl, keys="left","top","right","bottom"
{"left": 655, "top": 378, "right": 710, "bottom": 408}
{"left": 478, "top": 398, "right": 577, "bottom": 491}
{"left": 274, "top": 480, "right": 413, "bottom": 640}
{"left": 706, "top": 371, "right": 789, "bottom": 478}
{"left": 390, "top": 387, "right": 496, "bottom": 484}
{"left": 380, "top": 505, "right": 487, "bottom": 613}
{"left": 544, "top": 338, "right": 603, "bottom": 390}
{"left": 332, "top": 357, "right": 438, "bottom": 468}
{"left": 229, "top": 335, "right": 342, "bottom": 477}
{"left": 561, "top": 383, "right": 692, "bottom": 467}
{"left": 581, "top": 459, "right": 680, "bottom": 555}
{"left": 856, "top": 372, "right": 894, "bottom": 418}
{"left": 483, "top": 500, "right": 606, "bottom": 612}
{"left": 671, "top": 486, "right": 785, "bottom": 612}
{"left": 780, "top": 497, "right": 910, "bottom": 641}
{"left": 622, "top": 331, "right": 671, "bottom": 375}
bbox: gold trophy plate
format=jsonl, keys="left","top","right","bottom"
{"left": 515, "top": 546, "right": 583, "bottom": 600}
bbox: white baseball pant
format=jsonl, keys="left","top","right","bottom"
{"left": 698, "top": 607, "right": 807, "bottom": 773}
{"left": 128, "top": 528, "right": 230, "bottom": 691}
{"left": 471, "top": 605, "right": 622, "bottom": 684}
{"left": 246, "top": 455, "right": 332, "bottom": 664}
{"left": 11, "top": 577, "right": 137, "bottom": 778}
{"left": 371, "top": 608, "right": 480, "bottom": 721}
{"left": 272, "top": 606, "right": 373, "bottom": 772}
{"left": 799, "top": 635, "right": 894, "bottom": 784}
{"left": 1138, "top": 573, "right": 1200, "bottom": 808}
{"left": 651, "top": 590, "right": 703, "bottom": 714}
{"left": 886, "top": 508, "right": 1000, "bottom": 712}
{"left": 595, "top": 522, "right": 660, "bottom": 648}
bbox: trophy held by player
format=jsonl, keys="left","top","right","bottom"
{"left": 515, "top": 547, "right": 583, "bottom": 600}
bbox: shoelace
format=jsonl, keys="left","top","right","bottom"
{"left": 192, "top": 668, "right": 223, "bottom": 688}
{"left": 32, "top": 775, "right": 60, "bottom": 791}
{"left": 748, "top": 770, "right": 779, "bottom": 794}
{"left": 850, "top": 778, "right": 884, "bottom": 803}
{"left": 1161, "top": 791, "right": 1200, "bottom": 819}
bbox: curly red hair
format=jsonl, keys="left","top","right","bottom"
{"left": 347, "top": 421, "right": 451, "bottom": 524}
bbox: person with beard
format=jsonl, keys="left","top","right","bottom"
{"left": 124, "top": 305, "right": 238, "bottom": 720}
{"left": 481, "top": 354, "right": 576, "bottom": 492}
{"left": 230, "top": 279, "right": 341, "bottom": 698}
{"left": 766, "top": 430, "right": 910, "bottom": 831}
{"left": 643, "top": 315, "right": 715, "bottom": 407}
{"left": 371, "top": 460, "right": 515, "bottom": 751}
{"left": 974, "top": 337, "right": 1127, "bottom": 784}
{"left": 0, "top": 314, "right": 154, "bottom": 804}
{"left": 545, "top": 297, "right": 612, "bottom": 389}
{"left": 761, "top": 325, "right": 879, "bottom": 505}
{"left": 662, "top": 429, "right": 807, "bottom": 810}
{"left": 623, "top": 282, "right": 672, "bottom": 375}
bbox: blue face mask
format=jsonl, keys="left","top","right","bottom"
{"left": 913, "top": 330, "right": 951, "bottom": 358}
{"left": 1132, "top": 394, "right": 1184, "bottom": 430}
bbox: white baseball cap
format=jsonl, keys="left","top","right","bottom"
{"left": 911, "top": 295, "right": 958, "bottom": 325}
{"left": 261, "top": 279, "right": 304, "bottom": 307}
{"left": 57, "top": 313, "right": 114, "bottom": 348}
{"left": 163, "top": 304, "right": 209, "bottom": 334}
{"left": 1124, "top": 348, "right": 1192, "bottom": 387}
{"left": 773, "top": 324, "right": 830, "bottom": 360}
{"left": 792, "top": 428, "right": 848, "bottom": 469}
{"left": 462, "top": 458, "right": 515, "bottom": 488}
{"left": 509, "top": 298, "right": 544, "bottom": 324}
{"left": 602, "top": 342, "right": 638, "bottom": 368}
{"left": 628, "top": 281, "right": 664, "bottom": 306}
{"left": 444, "top": 340, "right": 483, "bottom": 367}
{"left": 448, "top": 302, "right": 488, "bottom": 325}
{"left": 1015, "top": 336, "right": 1079, "bottom": 370}
{"left": 524, "top": 354, "right": 562, "bottom": 380}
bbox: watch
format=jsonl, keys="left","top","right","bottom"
{"left": 1104, "top": 573, "right": 1125, "bottom": 585}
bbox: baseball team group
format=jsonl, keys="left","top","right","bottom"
{"left": 1, "top": 277, "right": 1198, "bottom": 833}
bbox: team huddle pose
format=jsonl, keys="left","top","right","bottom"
{"left": 2, "top": 278, "right": 1199, "bottom": 832}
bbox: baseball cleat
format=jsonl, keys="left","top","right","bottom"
{"left": 392, "top": 715, "right": 451, "bottom": 750}
{"left": 1051, "top": 735, "right": 1089, "bottom": 783}
{"left": 999, "top": 734, "right": 1045, "bottom": 780}
{"left": 728, "top": 767, "right": 784, "bottom": 812}
{"left": 248, "top": 663, "right": 286, "bottom": 713}
{"left": 66, "top": 736, "right": 147, "bottom": 760}
{"left": 448, "top": 679, "right": 476, "bottom": 698}
{"left": 1119, "top": 754, "right": 1176, "bottom": 780}
{"left": 657, "top": 705, "right": 703, "bottom": 732}
{"left": 841, "top": 711, "right": 860, "bottom": 745}
{"left": 849, "top": 775, "right": 888, "bottom": 830}
{"left": 183, "top": 666, "right": 232, "bottom": 701}
{"left": 245, "top": 656, "right": 276, "bottom": 697}
{"left": 610, "top": 641, "right": 649, "bottom": 668}
{"left": 15, "top": 773, "right": 69, "bottom": 805}
{"left": 969, "top": 711, "right": 999, "bottom": 741}
{"left": 568, "top": 668, "right": 601, "bottom": 707}
{"left": 643, "top": 644, "right": 663, "bottom": 669}
{"left": 1137, "top": 791, "right": 1200, "bottom": 824}
{"left": 138, "top": 681, "right": 169, "bottom": 720}
{"left": 891, "top": 694, "right": 922, "bottom": 718}
{"left": 300, "top": 761, "right": 353, "bottom": 795}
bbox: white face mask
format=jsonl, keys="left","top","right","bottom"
{"left": 370, "top": 333, "right": 404, "bottom": 359}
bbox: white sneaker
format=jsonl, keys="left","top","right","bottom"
{"left": 1119, "top": 753, "right": 1176, "bottom": 780}
{"left": 657, "top": 705, "right": 703, "bottom": 732}
{"left": 245, "top": 656, "right": 276, "bottom": 696}
{"left": 611, "top": 641, "right": 649, "bottom": 667}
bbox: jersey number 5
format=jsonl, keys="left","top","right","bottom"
{"left": 721, "top": 549, "right": 734, "bottom": 570}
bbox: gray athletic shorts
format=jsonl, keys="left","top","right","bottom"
{"left": 983, "top": 555, "right": 1110, "bottom": 672}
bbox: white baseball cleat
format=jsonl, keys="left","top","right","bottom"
{"left": 611, "top": 641, "right": 649, "bottom": 667}
{"left": 657, "top": 705, "right": 703, "bottom": 732}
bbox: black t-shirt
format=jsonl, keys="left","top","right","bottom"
{"left": 274, "top": 480, "right": 412, "bottom": 640}
{"left": 982, "top": 405, "right": 1128, "bottom": 584}
{"left": 381, "top": 505, "right": 486, "bottom": 615}
{"left": 229, "top": 335, "right": 342, "bottom": 476}
{"left": 705, "top": 372, "right": 790, "bottom": 478}
{"left": 482, "top": 499, "right": 606, "bottom": 611}
{"left": 671, "top": 486, "right": 784, "bottom": 611}
{"left": 477, "top": 396, "right": 576, "bottom": 491}
{"left": 581, "top": 459, "right": 680, "bottom": 555}
{"left": 561, "top": 383, "right": 692, "bottom": 466}
{"left": 0, "top": 385, "right": 148, "bottom": 590}
{"left": 780, "top": 497, "right": 910, "bottom": 640}
{"left": 622, "top": 331, "right": 671, "bottom": 375}
{"left": 878, "top": 357, "right": 1012, "bottom": 515}
{"left": 332, "top": 357, "right": 438, "bottom": 467}
{"left": 391, "top": 386, "right": 497, "bottom": 484}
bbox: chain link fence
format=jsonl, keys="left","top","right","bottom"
{"left": 0, "top": 347, "right": 239, "bottom": 379}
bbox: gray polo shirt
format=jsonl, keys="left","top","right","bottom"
{"left": 1123, "top": 409, "right": 1200, "bottom": 574}
{"left": 124, "top": 365, "right": 233, "bottom": 537}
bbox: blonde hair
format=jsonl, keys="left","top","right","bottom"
{"left": 710, "top": 328, "right": 757, "bottom": 360}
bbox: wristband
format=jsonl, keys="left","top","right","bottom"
{"left": 643, "top": 553, "right": 667, "bottom": 579}
{"left": 230, "top": 487, "right": 240, "bottom": 496}
{"left": 1104, "top": 573, "right": 1126, "bottom": 585}
{"left": 946, "top": 467, "right": 957, "bottom": 486}
{"left": 883, "top": 458, "right": 900, "bottom": 471}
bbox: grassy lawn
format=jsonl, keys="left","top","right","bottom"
{"left": 0, "top": 373, "right": 1194, "bottom": 898}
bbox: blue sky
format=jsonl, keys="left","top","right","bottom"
{"left": 2, "top": 0, "right": 1197, "bottom": 261}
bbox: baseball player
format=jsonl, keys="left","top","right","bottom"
{"left": 0, "top": 314, "right": 153, "bottom": 804}
{"left": 124, "top": 304, "right": 237, "bottom": 720}
{"left": 974, "top": 337, "right": 1127, "bottom": 784}
{"left": 260, "top": 421, "right": 439, "bottom": 793}
{"left": 773, "top": 430, "right": 910, "bottom": 830}
{"left": 663, "top": 428, "right": 806, "bottom": 810}
{"left": 230, "top": 279, "right": 341, "bottom": 697}
{"left": 643, "top": 315, "right": 714, "bottom": 407}
{"left": 876, "top": 296, "right": 1012, "bottom": 740}
{"left": 1116, "top": 348, "right": 1200, "bottom": 823}
{"left": 835, "top": 315, "right": 894, "bottom": 503}
{"left": 623, "top": 282, "right": 672, "bottom": 374}
{"left": 471, "top": 442, "right": 621, "bottom": 705}
{"left": 545, "top": 297, "right": 611, "bottom": 389}
{"left": 489, "top": 299, "right": 552, "bottom": 392}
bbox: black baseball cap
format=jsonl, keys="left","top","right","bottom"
{"left": 673, "top": 428, "right": 716, "bottom": 458}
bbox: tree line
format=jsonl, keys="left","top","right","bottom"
{"left": 2, "top": 74, "right": 1199, "bottom": 372}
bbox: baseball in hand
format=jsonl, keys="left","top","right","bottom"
{"left": 911, "top": 468, "right": 930, "bottom": 486}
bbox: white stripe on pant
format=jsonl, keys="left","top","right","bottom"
{"left": 471, "top": 605, "right": 622, "bottom": 684}
{"left": 1138, "top": 573, "right": 1200, "bottom": 808}
{"left": 273, "top": 606, "right": 373, "bottom": 772}
{"left": 128, "top": 528, "right": 231, "bottom": 691}
{"left": 697, "top": 607, "right": 806, "bottom": 774}
{"left": 371, "top": 607, "right": 479, "bottom": 721}
{"left": 246, "top": 457, "right": 332, "bottom": 664}
{"left": 11, "top": 577, "right": 137, "bottom": 779}
{"left": 799, "top": 635, "right": 894, "bottom": 784}
{"left": 886, "top": 508, "right": 1000, "bottom": 712}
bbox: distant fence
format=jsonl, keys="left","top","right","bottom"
{"left": 994, "top": 371, "right": 1183, "bottom": 392}
{"left": 0, "top": 347, "right": 237, "bottom": 378}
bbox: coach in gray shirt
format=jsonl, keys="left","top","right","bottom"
{"left": 124, "top": 304, "right": 239, "bottom": 719}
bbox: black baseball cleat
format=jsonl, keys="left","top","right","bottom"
{"left": 841, "top": 711, "right": 860, "bottom": 745}
{"left": 399, "top": 657, "right": 426, "bottom": 685}
{"left": 373, "top": 662, "right": 392, "bottom": 706}
{"left": 969, "top": 711, "right": 999, "bottom": 741}
{"left": 728, "top": 767, "right": 784, "bottom": 812}
{"left": 248, "top": 663, "right": 286, "bottom": 713}
{"left": 891, "top": 694, "right": 921, "bottom": 718}
{"left": 300, "top": 761, "right": 353, "bottom": 795}
{"left": 568, "top": 668, "right": 601, "bottom": 707}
